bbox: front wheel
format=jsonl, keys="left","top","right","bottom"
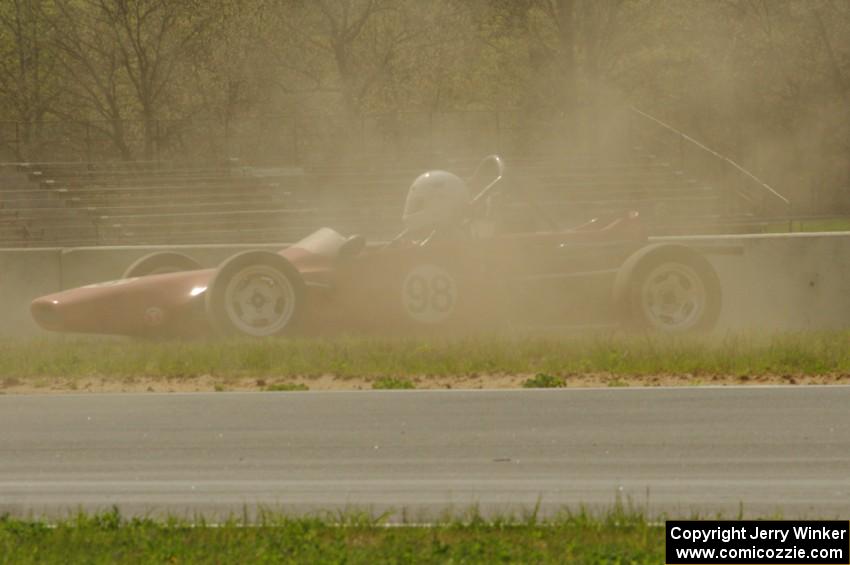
{"left": 205, "top": 251, "right": 304, "bottom": 337}
{"left": 618, "top": 247, "right": 721, "bottom": 333}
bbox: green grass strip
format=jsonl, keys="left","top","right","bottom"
{"left": 0, "top": 508, "right": 663, "bottom": 564}
{"left": 1, "top": 331, "right": 849, "bottom": 381}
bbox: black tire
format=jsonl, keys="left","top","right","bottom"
{"left": 205, "top": 251, "right": 305, "bottom": 337}
{"left": 123, "top": 251, "right": 202, "bottom": 279}
{"left": 615, "top": 245, "right": 721, "bottom": 333}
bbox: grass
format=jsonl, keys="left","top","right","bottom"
{"left": 265, "top": 382, "right": 309, "bottom": 392}
{"left": 372, "top": 377, "right": 416, "bottom": 390}
{"left": 522, "top": 372, "right": 565, "bottom": 388}
{"left": 0, "top": 332, "right": 849, "bottom": 384}
{"left": 0, "top": 507, "right": 663, "bottom": 564}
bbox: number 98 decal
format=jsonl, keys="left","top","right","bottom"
{"left": 402, "top": 264, "right": 457, "bottom": 324}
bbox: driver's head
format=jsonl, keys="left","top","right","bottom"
{"left": 402, "top": 170, "right": 470, "bottom": 233}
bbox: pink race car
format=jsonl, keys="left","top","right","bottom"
{"left": 31, "top": 156, "right": 722, "bottom": 337}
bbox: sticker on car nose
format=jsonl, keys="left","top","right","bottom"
{"left": 144, "top": 306, "right": 165, "bottom": 326}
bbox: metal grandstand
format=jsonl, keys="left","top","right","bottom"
{"left": 0, "top": 108, "right": 827, "bottom": 249}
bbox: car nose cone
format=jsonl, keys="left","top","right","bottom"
{"left": 31, "top": 299, "right": 63, "bottom": 331}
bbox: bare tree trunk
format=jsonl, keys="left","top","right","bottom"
{"left": 810, "top": 6, "right": 849, "bottom": 105}
{"left": 332, "top": 38, "right": 362, "bottom": 146}
{"left": 112, "top": 118, "right": 132, "bottom": 160}
{"left": 143, "top": 107, "right": 156, "bottom": 161}
{"left": 556, "top": 0, "right": 577, "bottom": 132}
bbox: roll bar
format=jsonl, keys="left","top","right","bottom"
{"left": 469, "top": 154, "right": 505, "bottom": 206}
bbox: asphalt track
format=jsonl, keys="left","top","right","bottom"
{"left": 1, "top": 387, "right": 848, "bottom": 520}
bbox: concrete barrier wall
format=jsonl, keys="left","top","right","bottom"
{"left": 654, "top": 232, "right": 850, "bottom": 331}
{"left": 2, "top": 232, "right": 849, "bottom": 336}
{"left": 0, "top": 248, "right": 63, "bottom": 335}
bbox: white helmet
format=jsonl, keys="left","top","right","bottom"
{"left": 402, "top": 170, "right": 470, "bottom": 233}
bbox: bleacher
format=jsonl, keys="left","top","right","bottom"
{"left": 0, "top": 152, "right": 721, "bottom": 248}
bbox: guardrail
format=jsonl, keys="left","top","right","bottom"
{"left": 628, "top": 106, "right": 791, "bottom": 217}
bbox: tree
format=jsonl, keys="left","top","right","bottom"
{"left": 0, "top": 0, "right": 61, "bottom": 158}
{"left": 98, "top": 0, "right": 213, "bottom": 159}
{"left": 49, "top": 0, "right": 214, "bottom": 159}
{"left": 50, "top": 0, "right": 134, "bottom": 158}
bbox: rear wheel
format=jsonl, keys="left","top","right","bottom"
{"left": 205, "top": 251, "right": 304, "bottom": 337}
{"left": 620, "top": 249, "right": 721, "bottom": 333}
{"left": 123, "top": 252, "right": 201, "bottom": 279}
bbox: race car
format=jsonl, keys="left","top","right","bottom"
{"left": 31, "top": 155, "right": 722, "bottom": 337}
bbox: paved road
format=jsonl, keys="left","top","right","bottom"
{"left": 1, "top": 387, "right": 848, "bottom": 520}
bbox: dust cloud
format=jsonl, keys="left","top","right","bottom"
{"left": 5, "top": 1, "right": 849, "bottom": 338}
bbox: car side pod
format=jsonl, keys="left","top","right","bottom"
{"left": 204, "top": 250, "right": 306, "bottom": 338}
{"left": 613, "top": 243, "right": 722, "bottom": 333}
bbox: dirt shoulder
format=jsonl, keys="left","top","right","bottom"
{"left": 2, "top": 372, "right": 848, "bottom": 394}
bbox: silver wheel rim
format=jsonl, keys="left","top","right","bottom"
{"left": 223, "top": 265, "right": 296, "bottom": 336}
{"left": 639, "top": 262, "right": 706, "bottom": 332}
